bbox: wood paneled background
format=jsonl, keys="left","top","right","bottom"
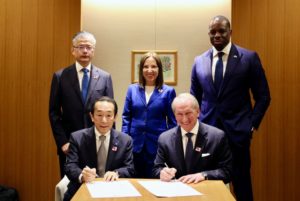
{"left": 232, "top": 0, "right": 299, "bottom": 200}
{"left": 0, "top": 0, "right": 80, "bottom": 200}
{"left": 0, "top": 0, "right": 299, "bottom": 201}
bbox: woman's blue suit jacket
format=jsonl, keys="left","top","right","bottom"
{"left": 122, "top": 83, "right": 177, "bottom": 155}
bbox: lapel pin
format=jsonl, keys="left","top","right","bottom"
{"left": 112, "top": 146, "right": 118, "bottom": 151}
{"left": 233, "top": 55, "right": 238, "bottom": 58}
{"left": 195, "top": 147, "right": 201, "bottom": 152}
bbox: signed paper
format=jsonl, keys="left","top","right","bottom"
{"left": 138, "top": 180, "right": 202, "bottom": 197}
{"left": 86, "top": 180, "right": 141, "bottom": 198}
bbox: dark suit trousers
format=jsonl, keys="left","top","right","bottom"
{"left": 59, "top": 153, "right": 66, "bottom": 178}
{"left": 230, "top": 141, "right": 253, "bottom": 201}
{"left": 133, "top": 146, "right": 155, "bottom": 178}
{"left": 216, "top": 119, "right": 253, "bottom": 201}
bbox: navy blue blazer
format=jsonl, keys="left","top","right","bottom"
{"left": 49, "top": 64, "right": 114, "bottom": 153}
{"left": 153, "top": 122, "right": 232, "bottom": 183}
{"left": 64, "top": 127, "right": 134, "bottom": 199}
{"left": 122, "top": 83, "right": 177, "bottom": 155}
{"left": 190, "top": 45, "right": 271, "bottom": 146}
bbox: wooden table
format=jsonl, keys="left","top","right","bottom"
{"left": 72, "top": 179, "right": 235, "bottom": 201}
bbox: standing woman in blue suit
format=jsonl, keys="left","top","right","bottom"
{"left": 122, "top": 52, "right": 177, "bottom": 178}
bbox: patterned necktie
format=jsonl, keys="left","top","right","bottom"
{"left": 185, "top": 132, "right": 194, "bottom": 173}
{"left": 97, "top": 135, "right": 107, "bottom": 177}
{"left": 214, "top": 52, "right": 224, "bottom": 92}
{"left": 81, "top": 68, "right": 89, "bottom": 103}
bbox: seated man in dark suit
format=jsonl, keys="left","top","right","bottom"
{"left": 63, "top": 97, "right": 134, "bottom": 201}
{"left": 153, "top": 93, "right": 232, "bottom": 184}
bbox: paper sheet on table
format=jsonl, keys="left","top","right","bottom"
{"left": 138, "top": 180, "right": 202, "bottom": 197}
{"left": 86, "top": 180, "right": 141, "bottom": 198}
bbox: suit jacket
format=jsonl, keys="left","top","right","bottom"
{"left": 153, "top": 122, "right": 232, "bottom": 183}
{"left": 49, "top": 64, "right": 114, "bottom": 153}
{"left": 122, "top": 83, "right": 177, "bottom": 155}
{"left": 64, "top": 127, "right": 134, "bottom": 199}
{"left": 190, "top": 44, "right": 271, "bottom": 146}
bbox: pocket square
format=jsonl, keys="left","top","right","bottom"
{"left": 201, "top": 153, "right": 210, "bottom": 157}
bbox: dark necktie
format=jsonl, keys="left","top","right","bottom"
{"left": 97, "top": 135, "right": 107, "bottom": 177}
{"left": 214, "top": 52, "right": 224, "bottom": 92}
{"left": 185, "top": 132, "right": 194, "bottom": 173}
{"left": 81, "top": 68, "right": 89, "bottom": 103}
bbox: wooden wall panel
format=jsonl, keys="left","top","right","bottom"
{"left": 0, "top": 0, "right": 80, "bottom": 201}
{"left": 232, "top": 0, "right": 300, "bottom": 200}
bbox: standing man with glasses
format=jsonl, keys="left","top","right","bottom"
{"left": 49, "top": 31, "right": 114, "bottom": 178}
{"left": 190, "top": 16, "right": 271, "bottom": 201}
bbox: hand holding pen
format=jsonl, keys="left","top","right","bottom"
{"left": 82, "top": 166, "right": 98, "bottom": 183}
{"left": 160, "top": 163, "right": 177, "bottom": 182}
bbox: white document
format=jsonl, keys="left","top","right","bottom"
{"left": 86, "top": 180, "right": 141, "bottom": 198}
{"left": 138, "top": 180, "right": 202, "bottom": 197}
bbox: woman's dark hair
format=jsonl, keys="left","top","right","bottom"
{"left": 138, "top": 52, "right": 164, "bottom": 89}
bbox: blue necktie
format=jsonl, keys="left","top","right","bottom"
{"left": 81, "top": 68, "right": 89, "bottom": 103}
{"left": 185, "top": 132, "right": 194, "bottom": 173}
{"left": 214, "top": 52, "right": 224, "bottom": 92}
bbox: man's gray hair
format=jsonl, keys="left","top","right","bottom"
{"left": 171, "top": 93, "right": 199, "bottom": 113}
{"left": 72, "top": 31, "right": 96, "bottom": 46}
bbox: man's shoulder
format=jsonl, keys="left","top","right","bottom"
{"left": 159, "top": 127, "right": 178, "bottom": 140}
{"left": 54, "top": 64, "right": 75, "bottom": 76}
{"left": 92, "top": 65, "right": 111, "bottom": 76}
{"left": 71, "top": 127, "right": 93, "bottom": 140}
{"left": 200, "top": 122, "right": 225, "bottom": 138}
{"left": 196, "top": 49, "right": 211, "bottom": 58}
{"left": 193, "top": 49, "right": 212, "bottom": 63}
{"left": 233, "top": 44, "right": 256, "bottom": 55}
{"left": 112, "top": 129, "right": 132, "bottom": 141}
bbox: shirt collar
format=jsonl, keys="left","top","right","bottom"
{"left": 212, "top": 42, "right": 232, "bottom": 57}
{"left": 75, "top": 61, "right": 91, "bottom": 73}
{"left": 94, "top": 127, "right": 111, "bottom": 140}
{"left": 181, "top": 120, "right": 199, "bottom": 137}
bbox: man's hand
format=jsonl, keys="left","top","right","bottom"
{"left": 61, "top": 143, "right": 70, "bottom": 154}
{"left": 178, "top": 173, "right": 206, "bottom": 184}
{"left": 82, "top": 166, "right": 97, "bottom": 183}
{"left": 160, "top": 167, "right": 177, "bottom": 182}
{"left": 103, "top": 171, "right": 119, "bottom": 181}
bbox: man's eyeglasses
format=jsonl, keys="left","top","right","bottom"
{"left": 73, "top": 45, "right": 94, "bottom": 51}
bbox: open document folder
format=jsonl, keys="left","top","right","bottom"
{"left": 138, "top": 180, "right": 202, "bottom": 197}
{"left": 86, "top": 180, "right": 141, "bottom": 198}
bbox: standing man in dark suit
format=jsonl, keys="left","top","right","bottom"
{"left": 153, "top": 93, "right": 232, "bottom": 184}
{"left": 63, "top": 97, "right": 134, "bottom": 201}
{"left": 190, "top": 15, "right": 271, "bottom": 201}
{"left": 49, "top": 31, "right": 114, "bottom": 178}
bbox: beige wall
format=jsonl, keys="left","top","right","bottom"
{"left": 82, "top": 0, "right": 231, "bottom": 129}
